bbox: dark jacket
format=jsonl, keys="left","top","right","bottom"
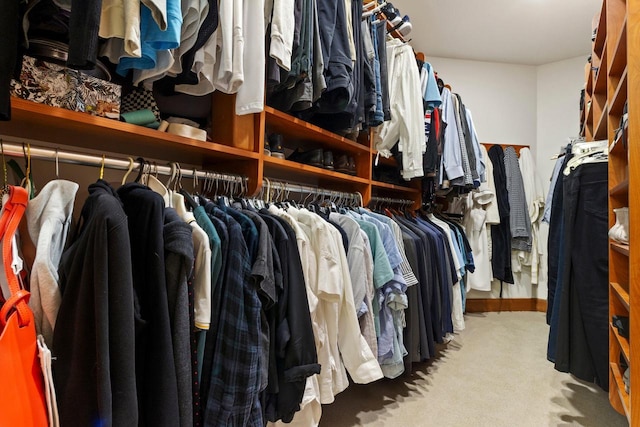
{"left": 260, "top": 212, "right": 321, "bottom": 423}
{"left": 67, "top": 0, "right": 101, "bottom": 69}
{"left": 117, "top": 183, "right": 180, "bottom": 427}
{"left": 163, "top": 208, "right": 195, "bottom": 427}
{"left": 488, "top": 145, "right": 514, "bottom": 284}
{"left": 54, "top": 180, "right": 138, "bottom": 427}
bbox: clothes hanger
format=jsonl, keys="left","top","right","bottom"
{"left": 134, "top": 157, "right": 147, "bottom": 183}
{"left": 180, "top": 166, "right": 200, "bottom": 210}
{"left": 171, "top": 163, "right": 189, "bottom": 217}
{"left": 121, "top": 157, "right": 135, "bottom": 185}
{"left": 217, "top": 175, "right": 231, "bottom": 208}
{"left": 143, "top": 160, "right": 170, "bottom": 205}
{"left": 54, "top": 148, "right": 60, "bottom": 179}
{"left": 99, "top": 154, "right": 105, "bottom": 181}
{"left": 563, "top": 143, "right": 608, "bottom": 176}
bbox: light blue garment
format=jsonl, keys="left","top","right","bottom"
{"left": 466, "top": 109, "right": 485, "bottom": 183}
{"left": 358, "top": 209, "right": 419, "bottom": 286}
{"left": 440, "top": 87, "right": 464, "bottom": 184}
{"left": 379, "top": 268, "right": 408, "bottom": 379}
{"left": 543, "top": 156, "right": 565, "bottom": 224}
{"left": 353, "top": 218, "right": 392, "bottom": 341}
{"left": 359, "top": 214, "right": 403, "bottom": 270}
{"left": 117, "top": 0, "right": 182, "bottom": 74}
{"left": 353, "top": 210, "right": 408, "bottom": 374}
{"left": 423, "top": 62, "right": 441, "bottom": 108}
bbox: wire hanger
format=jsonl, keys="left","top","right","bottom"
{"left": 99, "top": 154, "right": 105, "bottom": 180}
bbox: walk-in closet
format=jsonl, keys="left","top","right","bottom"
{"left": 0, "top": 0, "right": 633, "bottom": 425}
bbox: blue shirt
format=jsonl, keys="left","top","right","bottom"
{"left": 423, "top": 62, "right": 442, "bottom": 108}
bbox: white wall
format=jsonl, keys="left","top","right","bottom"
{"left": 427, "top": 57, "right": 538, "bottom": 148}
{"left": 534, "top": 55, "right": 588, "bottom": 300}
{"left": 427, "top": 55, "right": 586, "bottom": 299}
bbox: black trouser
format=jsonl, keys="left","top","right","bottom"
{"left": 554, "top": 162, "right": 609, "bottom": 390}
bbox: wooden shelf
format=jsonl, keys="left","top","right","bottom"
{"left": 594, "top": 6, "right": 608, "bottom": 56}
{"left": 611, "top": 282, "right": 631, "bottom": 311}
{"left": 371, "top": 180, "right": 420, "bottom": 194}
{"left": 606, "top": 2, "right": 636, "bottom": 422}
{"left": 610, "top": 67, "right": 628, "bottom": 116}
{"left": 594, "top": 46, "right": 608, "bottom": 94}
{"left": 609, "top": 178, "right": 629, "bottom": 197}
{"left": 609, "top": 17, "right": 627, "bottom": 78}
{"left": 609, "top": 124, "right": 627, "bottom": 154}
{"left": 0, "top": 98, "right": 259, "bottom": 166}
{"left": 610, "top": 363, "right": 631, "bottom": 421}
{"left": 587, "top": 68, "right": 594, "bottom": 93}
{"left": 264, "top": 106, "right": 370, "bottom": 155}
{"left": 611, "top": 242, "right": 630, "bottom": 256}
{"left": 263, "top": 155, "right": 370, "bottom": 185}
{"left": 610, "top": 323, "right": 630, "bottom": 363}
{"left": 594, "top": 102, "right": 609, "bottom": 140}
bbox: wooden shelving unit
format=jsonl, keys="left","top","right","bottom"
{"left": 0, "top": 94, "right": 422, "bottom": 213}
{"left": 598, "top": 0, "right": 638, "bottom": 422}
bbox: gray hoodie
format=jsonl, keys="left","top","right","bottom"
{"left": 27, "top": 179, "right": 79, "bottom": 346}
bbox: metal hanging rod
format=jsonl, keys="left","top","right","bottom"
{"left": 0, "top": 139, "right": 245, "bottom": 185}
{"left": 263, "top": 178, "right": 363, "bottom": 205}
{"left": 368, "top": 196, "right": 414, "bottom": 207}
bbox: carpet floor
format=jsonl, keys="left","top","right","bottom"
{"left": 320, "top": 311, "right": 627, "bottom": 427}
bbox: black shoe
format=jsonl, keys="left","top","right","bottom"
{"left": 264, "top": 133, "right": 271, "bottom": 156}
{"left": 268, "top": 134, "right": 286, "bottom": 159}
{"left": 288, "top": 148, "right": 324, "bottom": 168}
{"left": 323, "top": 151, "right": 335, "bottom": 170}
{"left": 348, "top": 156, "right": 357, "bottom": 175}
{"left": 335, "top": 154, "right": 351, "bottom": 174}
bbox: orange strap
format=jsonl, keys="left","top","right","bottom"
{"left": 0, "top": 186, "right": 29, "bottom": 327}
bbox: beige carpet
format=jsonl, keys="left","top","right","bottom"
{"left": 320, "top": 312, "right": 627, "bottom": 427}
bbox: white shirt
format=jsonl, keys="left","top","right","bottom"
{"left": 182, "top": 212, "right": 212, "bottom": 329}
{"left": 268, "top": 0, "right": 295, "bottom": 71}
{"left": 463, "top": 182, "right": 495, "bottom": 292}
{"left": 375, "top": 39, "right": 425, "bottom": 180}
{"left": 176, "top": 0, "right": 245, "bottom": 96}
{"left": 236, "top": 0, "right": 266, "bottom": 114}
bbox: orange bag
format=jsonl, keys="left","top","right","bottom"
{"left": 0, "top": 186, "right": 48, "bottom": 427}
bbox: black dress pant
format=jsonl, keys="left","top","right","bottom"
{"left": 553, "top": 162, "right": 609, "bottom": 390}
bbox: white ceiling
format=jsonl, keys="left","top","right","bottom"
{"left": 390, "top": 0, "right": 603, "bottom": 65}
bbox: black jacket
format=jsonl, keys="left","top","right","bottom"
{"left": 488, "top": 145, "right": 514, "bottom": 284}
{"left": 259, "top": 211, "right": 320, "bottom": 423}
{"left": 117, "top": 183, "right": 180, "bottom": 426}
{"left": 54, "top": 180, "right": 138, "bottom": 427}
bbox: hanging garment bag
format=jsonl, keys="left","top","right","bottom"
{"left": 0, "top": 186, "right": 48, "bottom": 427}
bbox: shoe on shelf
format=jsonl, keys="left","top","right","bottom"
{"left": 323, "top": 150, "right": 335, "bottom": 170}
{"left": 348, "top": 156, "right": 357, "bottom": 175}
{"left": 268, "top": 134, "right": 286, "bottom": 159}
{"left": 381, "top": 3, "right": 402, "bottom": 26}
{"left": 288, "top": 148, "right": 324, "bottom": 168}
{"left": 397, "top": 15, "right": 412, "bottom": 36}
{"left": 264, "top": 138, "right": 271, "bottom": 156}
{"left": 335, "top": 154, "right": 351, "bottom": 174}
